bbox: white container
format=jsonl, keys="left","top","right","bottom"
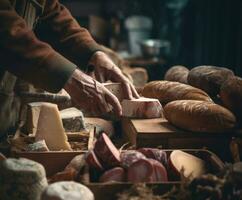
{"left": 125, "top": 16, "right": 153, "bottom": 56}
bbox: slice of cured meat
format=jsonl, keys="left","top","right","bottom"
{"left": 99, "top": 167, "right": 126, "bottom": 183}
{"left": 121, "top": 150, "right": 146, "bottom": 168}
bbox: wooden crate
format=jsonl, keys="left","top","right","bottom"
{"left": 11, "top": 130, "right": 94, "bottom": 177}
{"left": 85, "top": 149, "right": 224, "bottom": 200}
{"left": 121, "top": 118, "right": 233, "bottom": 161}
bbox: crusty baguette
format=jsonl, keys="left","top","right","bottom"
{"left": 220, "top": 76, "right": 242, "bottom": 124}
{"left": 164, "top": 100, "right": 236, "bottom": 133}
{"left": 187, "top": 66, "right": 234, "bottom": 96}
{"left": 142, "top": 81, "right": 212, "bottom": 105}
{"left": 164, "top": 65, "right": 189, "bottom": 84}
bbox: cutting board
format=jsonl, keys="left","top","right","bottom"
{"left": 121, "top": 117, "right": 233, "bottom": 161}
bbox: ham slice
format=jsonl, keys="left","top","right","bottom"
{"left": 86, "top": 150, "right": 104, "bottom": 171}
{"left": 99, "top": 167, "right": 126, "bottom": 183}
{"left": 94, "top": 133, "right": 121, "bottom": 168}
{"left": 121, "top": 150, "right": 146, "bottom": 168}
{"left": 138, "top": 148, "right": 167, "bottom": 167}
{"left": 148, "top": 159, "right": 168, "bottom": 182}
{"left": 121, "top": 97, "right": 163, "bottom": 119}
{"left": 127, "top": 159, "right": 153, "bottom": 183}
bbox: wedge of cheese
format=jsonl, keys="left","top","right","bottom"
{"left": 35, "top": 103, "right": 72, "bottom": 151}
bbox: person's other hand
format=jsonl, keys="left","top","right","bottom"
{"left": 64, "top": 69, "right": 122, "bottom": 116}
{"left": 88, "top": 51, "right": 139, "bottom": 99}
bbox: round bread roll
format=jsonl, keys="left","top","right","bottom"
{"left": 41, "top": 181, "right": 94, "bottom": 200}
{"left": 142, "top": 81, "right": 212, "bottom": 105}
{"left": 220, "top": 76, "right": 242, "bottom": 124}
{"left": 164, "top": 65, "right": 189, "bottom": 84}
{"left": 187, "top": 66, "right": 234, "bottom": 97}
{"left": 164, "top": 100, "right": 236, "bottom": 133}
{"left": 0, "top": 158, "right": 48, "bottom": 200}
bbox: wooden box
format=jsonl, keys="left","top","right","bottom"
{"left": 11, "top": 130, "right": 94, "bottom": 177}
{"left": 14, "top": 148, "right": 223, "bottom": 200}
{"left": 121, "top": 118, "right": 233, "bottom": 161}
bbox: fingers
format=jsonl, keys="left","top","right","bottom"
{"left": 122, "top": 81, "right": 133, "bottom": 100}
{"left": 130, "top": 83, "right": 140, "bottom": 98}
{"left": 104, "top": 90, "right": 122, "bottom": 117}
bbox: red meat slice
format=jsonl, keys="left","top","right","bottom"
{"left": 127, "top": 159, "right": 153, "bottom": 183}
{"left": 148, "top": 159, "right": 168, "bottom": 182}
{"left": 99, "top": 167, "right": 126, "bottom": 183}
{"left": 86, "top": 150, "right": 104, "bottom": 171}
{"left": 121, "top": 150, "right": 146, "bottom": 168}
{"left": 94, "top": 133, "right": 121, "bottom": 168}
{"left": 138, "top": 148, "right": 167, "bottom": 167}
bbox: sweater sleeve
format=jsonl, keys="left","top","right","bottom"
{"left": 0, "top": 0, "right": 77, "bottom": 93}
{"left": 36, "top": 0, "right": 102, "bottom": 71}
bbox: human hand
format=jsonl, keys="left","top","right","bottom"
{"left": 64, "top": 69, "right": 122, "bottom": 116}
{"left": 88, "top": 51, "right": 139, "bottom": 99}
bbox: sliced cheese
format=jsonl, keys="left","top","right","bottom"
{"left": 121, "top": 97, "right": 163, "bottom": 119}
{"left": 60, "top": 107, "right": 86, "bottom": 132}
{"left": 41, "top": 181, "right": 94, "bottom": 200}
{"left": 0, "top": 158, "right": 48, "bottom": 200}
{"left": 35, "top": 103, "right": 72, "bottom": 151}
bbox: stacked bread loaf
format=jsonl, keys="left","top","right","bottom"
{"left": 143, "top": 64, "right": 241, "bottom": 132}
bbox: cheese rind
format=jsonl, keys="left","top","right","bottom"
{"left": 60, "top": 107, "right": 86, "bottom": 132}
{"left": 25, "top": 102, "right": 44, "bottom": 135}
{"left": 0, "top": 158, "right": 48, "bottom": 200}
{"left": 35, "top": 103, "right": 72, "bottom": 151}
{"left": 27, "top": 140, "right": 49, "bottom": 152}
{"left": 41, "top": 181, "right": 94, "bottom": 200}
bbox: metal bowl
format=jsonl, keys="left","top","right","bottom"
{"left": 139, "top": 39, "right": 170, "bottom": 59}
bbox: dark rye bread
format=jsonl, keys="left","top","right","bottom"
{"left": 142, "top": 81, "right": 212, "bottom": 105}
{"left": 164, "top": 65, "right": 189, "bottom": 84}
{"left": 187, "top": 66, "right": 234, "bottom": 97}
{"left": 164, "top": 100, "right": 236, "bottom": 133}
{"left": 220, "top": 76, "right": 242, "bottom": 124}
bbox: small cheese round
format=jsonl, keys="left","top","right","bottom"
{"left": 41, "top": 181, "right": 94, "bottom": 200}
{"left": 0, "top": 158, "right": 48, "bottom": 200}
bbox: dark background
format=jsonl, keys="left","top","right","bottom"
{"left": 60, "top": 0, "right": 242, "bottom": 76}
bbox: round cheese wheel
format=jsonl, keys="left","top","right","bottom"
{"left": 0, "top": 158, "right": 48, "bottom": 200}
{"left": 41, "top": 181, "right": 94, "bottom": 200}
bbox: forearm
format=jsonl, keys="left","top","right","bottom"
{"left": 36, "top": 0, "right": 102, "bottom": 70}
{"left": 0, "top": 0, "right": 76, "bottom": 93}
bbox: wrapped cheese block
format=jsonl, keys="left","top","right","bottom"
{"left": 41, "top": 181, "right": 94, "bottom": 200}
{"left": 164, "top": 100, "right": 236, "bottom": 133}
{"left": 0, "top": 158, "right": 48, "bottom": 200}
{"left": 60, "top": 107, "right": 86, "bottom": 132}
{"left": 121, "top": 97, "right": 163, "bottom": 119}
{"left": 220, "top": 76, "right": 242, "bottom": 125}
{"left": 142, "top": 81, "right": 212, "bottom": 105}
{"left": 35, "top": 103, "right": 72, "bottom": 151}
{"left": 164, "top": 65, "right": 189, "bottom": 84}
{"left": 187, "top": 65, "right": 234, "bottom": 96}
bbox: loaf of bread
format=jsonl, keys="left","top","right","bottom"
{"left": 187, "top": 66, "right": 234, "bottom": 97}
{"left": 164, "top": 65, "right": 189, "bottom": 84}
{"left": 220, "top": 76, "right": 242, "bottom": 124}
{"left": 142, "top": 81, "right": 212, "bottom": 105}
{"left": 164, "top": 100, "right": 236, "bottom": 133}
